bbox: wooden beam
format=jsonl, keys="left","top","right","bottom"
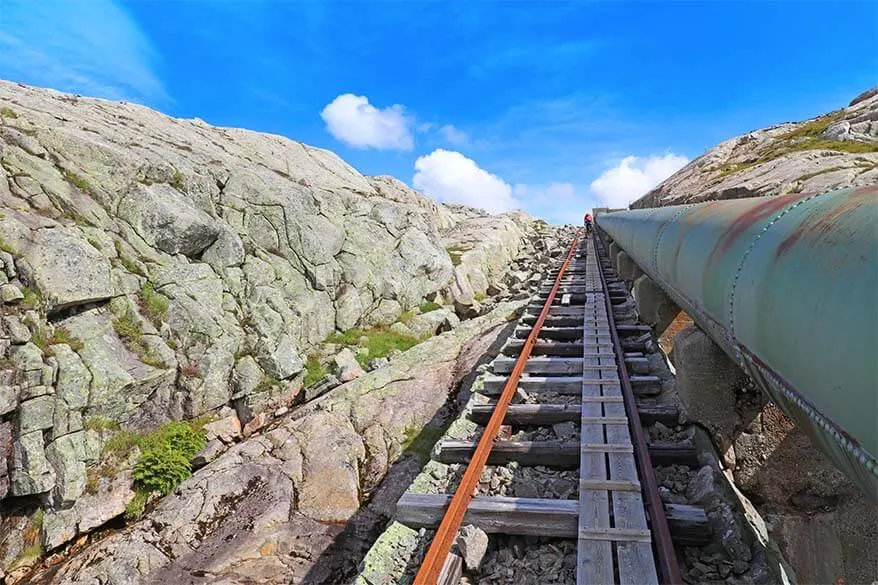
{"left": 436, "top": 440, "right": 699, "bottom": 468}
{"left": 468, "top": 403, "right": 677, "bottom": 426}
{"left": 395, "top": 494, "right": 710, "bottom": 545}
{"left": 492, "top": 356, "right": 617, "bottom": 375}
{"left": 502, "top": 339, "right": 613, "bottom": 357}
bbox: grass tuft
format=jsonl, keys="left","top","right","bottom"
{"left": 63, "top": 170, "right": 91, "bottom": 193}
{"left": 419, "top": 301, "right": 442, "bottom": 314}
{"left": 328, "top": 325, "right": 422, "bottom": 368}
{"left": 0, "top": 106, "right": 18, "bottom": 119}
{"left": 113, "top": 310, "right": 165, "bottom": 368}
{"left": 33, "top": 326, "right": 84, "bottom": 354}
{"left": 20, "top": 286, "right": 42, "bottom": 310}
{"left": 303, "top": 354, "right": 327, "bottom": 388}
{"left": 84, "top": 416, "right": 120, "bottom": 433}
{"left": 445, "top": 246, "right": 466, "bottom": 267}
{"left": 169, "top": 170, "right": 185, "bottom": 191}
{"left": 138, "top": 282, "right": 168, "bottom": 327}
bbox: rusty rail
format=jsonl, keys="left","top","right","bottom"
{"left": 594, "top": 230, "right": 682, "bottom": 585}
{"left": 412, "top": 231, "right": 581, "bottom": 584}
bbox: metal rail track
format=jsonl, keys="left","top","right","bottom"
{"left": 402, "top": 231, "right": 684, "bottom": 585}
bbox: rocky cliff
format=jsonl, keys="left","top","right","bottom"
{"left": 634, "top": 87, "right": 878, "bottom": 208}
{"left": 0, "top": 81, "right": 557, "bottom": 581}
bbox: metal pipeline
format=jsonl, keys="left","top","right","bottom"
{"left": 596, "top": 186, "right": 878, "bottom": 501}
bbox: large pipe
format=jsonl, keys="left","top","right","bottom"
{"left": 596, "top": 186, "right": 878, "bottom": 501}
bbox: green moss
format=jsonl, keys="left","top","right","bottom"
{"left": 32, "top": 507, "right": 44, "bottom": 531}
{"left": 102, "top": 430, "right": 140, "bottom": 456}
{"left": 0, "top": 106, "right": 18, "bottom": 119}
{"left": 20, "top": 287, "right": 42, "bottom": 309}
{"left": 0, "top": 237, "right": 16, "bottom": 255}
{"left": 85, "top": 416, "right": 120, "bottom": 433}
{"left": 124, "top": 488, "right": 150, "bottom": 521}
{"left": 716, "top": 161, "right": 758, "bottom": 178}
{"left": 97, "top": 420, "right": 208, "bottom": 520}
{"left": 33, "top": 326, "right": 84, "bottom": 354}
{"left": 138, "top": 282, "right": 168, "bottom": 327}
{"left": 113, "top": 311, "right": 143, "bottom": 345}
{"left": 169, "top": 170, "right": 185, "bottom": 191}
{"left": 12, "top": 542, "right": 42, "bottom": 569}
{"left": 255, "top": 374, "right": 280, "bottom": 394}
{"left": 63, "top": 170, "right": 91, "bottom": 193}
{"left": 119, "top": 255, "right": 145, "bottom": 276}
{"left": 716, "top": 111, "right": 878, "bottom": 179}
{"left": 787, "top": 138, "right": 878, "bottom": 155}
{"left": 782, "top": 111, "right": 846, "bottom": 140}
{"left": 328, "top": 324, "right": 422, "bottom": 368}
{"left": 326, "top": 328, "right": 366, "bottom": 346}
{"left": 398, "top": 309, "right": 416, "bottom": 325}
{"left": 303, "top": 354, "right": 327, "bottom": 388}
{"left": 446, "top": 248, "right": 464, "bottom": 267}
{"left": 419, "top": 301, "right": 442, "bottom": 314}
{"left": 113, "top": 310, "right": 166, "bottom": 368}
{"left": 401, "top": 425, "right": 446, "bottom": 464}
{"left": 473, "top": 291, "right": 487, "bottom": 302}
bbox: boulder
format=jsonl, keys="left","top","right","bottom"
{"left": 407, "top": 308, "right": 459, "bottom": 338}
{"left": 332, "top": 348, "right": 366, "bottom": 383}
{"left": 17, "top": 228, "right": 112, "bottom": 312}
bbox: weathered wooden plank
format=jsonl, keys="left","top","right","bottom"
{"left": 501, "top": 339, "right": 613, "bottom": 357}
{"left": 516, "top": 326, "right": 612, "bottom": 342}
{"left": 394, "top": 494, "right": 710, "bottom": 544}
{"left": 479, "top": 375, "right": 620, "bottom": 395}
{"left": 579, "top": 292, "right": 614, "bottom": 584}
{"left": 438, "top": 553, "right": 463, "bottom": 585}
{"left": 605, "top": 393, "right": 659, "bottom": 585}
{"left": 665, "top": 503, "right": 711, "bottom": 546}
{"left": 580, "top": 479, "right": 641, "bottom": 492}
{"left": 492, "top": 356, "right": 616, "bottom": 375}
{"left": 436, "top": 441, "right": 699, "bottom": 468}
{"left": 516, "top": 324, "right": 650, "bottom": 339}
{"left": 626, "top": 356, "right": 650, "bottom": 374}
{"left": 396, "top": 493, "right": 578, "bottom": 537}
{"left": 579, "top": 528, "right": 652, "bottom": 543}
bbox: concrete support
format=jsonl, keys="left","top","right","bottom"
{"left": 616, "top": 251, "right": 643, "bottom": 283}
{"left": 632, "top": 275, "right": 681, "bottom": 336}
{"left": 673, "top": 324, "right": 743, "bottom": 468}
{"left": 608, "top": 242, "right": 620, "bottom": 271}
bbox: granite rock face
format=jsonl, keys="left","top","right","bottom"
{"left": 0, "top": 80, "right": 552, "bottom": 569}
{"left": 633, "top": 88, "right": 878, "bottom": 208}
{"left": 44, "top": 301, "right": 524, "bottom": 585}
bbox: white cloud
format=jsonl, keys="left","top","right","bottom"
{"left": 589, "top": 153, "right": 689, "bottom": 208}
{"left": 513, "top": 182, "right": 597, "bottom": 225}
{"left": 320, "top": 93, "right": 414, "bottom": 150}
{"left": 439, "top": 124, "right": 469, "bottom": 146}
{"left": 413, "top": 149, "right": 521, "bottom": 214}
{"left": 0, "top": 0, "right": 168, "bottom": 103}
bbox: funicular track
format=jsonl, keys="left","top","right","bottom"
{"left": 394, "top": 231, "right": 691, "bottom": 585}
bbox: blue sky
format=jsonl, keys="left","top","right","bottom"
{"left": 0, "top": 1, "right": 875, "bottom": 223}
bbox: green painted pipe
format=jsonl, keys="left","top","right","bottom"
{"left": 597, "top": 186, "right": 878, "bottom": 501}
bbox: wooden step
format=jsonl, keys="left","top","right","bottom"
{"left": 501, "top": 339, "right": 614, "bottom": 357}
{"left": 436, "top": 440, "right": 699, "bottom": 468}
{"left": 479, "top": 375, "right": 662, "bottom": 395}
{"left": 492, "top": 356, "right": 616, "bottom": 375}
{"left": 395, "top": 494, "right": 710, "bottom": 545}
{"left": 515, "top": 325, "right": 651, "bottom": 339}
{"left": 468, "top": 403, "right": 679, "bottom": 427}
